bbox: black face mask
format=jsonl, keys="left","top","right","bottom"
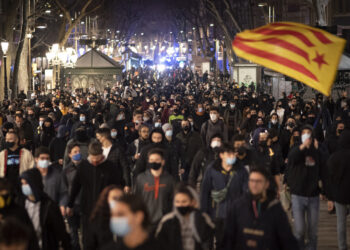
{"left": 182, "top": 126, "right": 190, "bottom": 132}
{"left": 177, "top": 206, "right": 193, "bottom": 216}
{"left": 148, "top": 162, "right": 162, "bottom": 170}
{"left": 259, "top": 141, "right": 267, "bottom": 147}
{"left": 337, "top": 129, "right": 344, "bottom": 135}
{"left": 5, "top": 141, "right": 15, "bottom": 149}
{"left": 293, "top": 136, "right": 301, "bottom": 143}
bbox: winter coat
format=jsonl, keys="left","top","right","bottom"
{"left": 176, "top": 130, "right": 203, "bottom": 171}
{"left": 0, "top": 147, "right": 34, "bottom": 177}
{"left": 286, "top": 143, "right": 324, "bottom": 197}
{"left": 200, "top": 160, "right": 248, "bottom": 219}
{"left": 325, "top": 130, "right": 350, "bottom": 204}
{"left": 156, "top": 209, "right": 215, "bottom": 250}
{"left": 0, "top": 202, "right": 40, "bottom": 250}
{"left": 20, "top": 168, "right": 71, "bottom": 250}
{"left": 85, "top": 215, "right": 113, "bottom": 250}
{"left": 68, "top": 159, "right": 123, "bottom": 217}
{"left": 224, "top": 194, "right": 298, "bottom": 250}
{"left": 106, "top": 143, "right": 131, "bottom": 187}
{"left": 200, "top": 119, "right": 228, "bottom": 146}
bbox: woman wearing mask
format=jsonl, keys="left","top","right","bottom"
{"left": 156, "top": 184, "right": 215, "bottom": 250}
{"left": 103, "top": 194, "right": 160, "bottom": 250}
{"left": 270, "top": 101, "right": 285, "bottom": 125}
{"left": 39, "top": 117, "right": 56, "bottom": 147}
{"left": 85, "top": 185, "right": 124, "bottom": 250}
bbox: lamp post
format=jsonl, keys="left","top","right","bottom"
{"left": 46, "top": 44, "right": 77, "bottom": 90}
{"left": 1, "top": 41, "right": 9, "bottom": 100}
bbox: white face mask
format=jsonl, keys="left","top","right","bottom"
{"left": 271, "top": 119, "right": 278, "bottom": 124}
{"left": 210, "top": 114, "right": 218, "bottom": 122}
{"left": 211, "top": 140, "right": 221, "bottom": 148}
{"left": 301, "top": 133, "right": 311, "bottom": 144}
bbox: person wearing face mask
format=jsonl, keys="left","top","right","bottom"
{"left": 0, "top": 178, "right": 40, "bottom": 250}
{"left": 176, "top": 120, "right": 203, "bottom": 181}
{"left": 20, "top": 168, "right": 71, "bottom": 250}
{"left": 96, "top": 128, "right": 130, "bottom": 192}
{"left": 0, "top": 122, "right": 14, "bottom": 151}
{"left": 67, "top": 141, "right": 123, "bottom": 247}
{"left": 192, "top": 103, "right": 209, "bottom": 132}
{"left": 70, "top": 112, "right": 95, "bottom": 140}
{"left": 200, "top": 144, "right": 248, "bottom": 248}
{"left": 61, "top": 143, "right": 83, "bottom": 250}
{"left": 285, "top": 125, "right": 325, "bottom": 250}
{"left": 200, "top": 106, "right": 228, "bottom": 147}
{"left": 14, "top": 114, "right": 34, "bottom": 150}
{"left": 34, "top": 146, "right": 66, "bottom": 208}
{"left": 224, "top": 168, "right": 298, "bottom": 250}
{"left": 270, "top": 101, "right": 285, "bottom": 125}
{"left": 279, "top": 117, "right": 297, "bottom": 159}
{"left": 323, "top": 121, "right": 345, "bottom": 155}
{"left": 268, "top": 113, "right": 281, "bottom": 132}
{"left": 134, "top": 148, "right": 175, "bottom": 230}
{"left": 63, "top": 127, "right": 92, "bottom": 169}
{"left": 223, "top": 101, "right": 242, "bottom": 139}
{"left": 156, "top": 184, "right": 215, "bottom": 250}
{"left": 0, "top": 131, "right": 34, "bottom": 193}
{"left": 189, "top": 135, "right": 223, "bottom": 191}
{"left": 103, "top": 194, "right": 159, "bottom": 250}
{"left": 49, "top": 125, "right": 68, "bottom": 165}
{"left": 86, "top": 185, "right": 123, "bottom": 250}
{"left": 134, "top": 128, "right": 174, "bottom": 179}
{"left": 324, "top": 130, "right": 350, "bottom": 250}
{"left": 251, "top": 130, "right": 281, "bottom": 197}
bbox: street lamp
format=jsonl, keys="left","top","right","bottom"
{"left": 1, "top": 41, "right": 9, "bottom": 100}
{"left": 46, "top": 44, "right": 77, "bottom": 90}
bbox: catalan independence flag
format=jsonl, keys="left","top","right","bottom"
{"left": 232, "top": 22, "right": 346, "bottom": 96}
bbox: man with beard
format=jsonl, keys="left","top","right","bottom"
{"left": 224, "top": 168, "right": 298, "bottom": 250}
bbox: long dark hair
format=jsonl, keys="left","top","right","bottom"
{"left": 89, "top": 185, "right": 123, "bottom": 222}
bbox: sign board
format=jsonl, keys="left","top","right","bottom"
{"left": 333, "top": 70, "right": 350, "bottom": 89}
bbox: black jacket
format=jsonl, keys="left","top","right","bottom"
{"left": 224, "top": 194, "right": 298, "bottom": 250}
{"left": 68, "top": 159, "right": 123, "bottom": 217}
{"left": 176, "top": 130, "right": 203, "bottom": 171}
{"left": 20, "top": 168, "right": 71, "bottom": 250}
{"left": 286, "top": 143, "right": 324, "bottom": 197}
{"left": 106, "top": 143, "right": 130, "bottom": 186}
{"left": 155, "top": 209, "right": 215, "bottom": 250}
{"left": 325, "top": 130, "right": 350, "bottom": 204}
{"left": 86, "top": 215, "right": 113, "bottom": 250}
{"left": 0, "top": 202, "right": 40, "bottom": 250}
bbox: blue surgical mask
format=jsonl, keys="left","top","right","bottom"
{"left": 80, "top": 116, "right": 86, "bottom": 122}
{"left": 165, "top": 130, "right": 173, "bottom": 137}
{"left": 226, "top": 157, "right": 237, "bottom": 165}
{"left": 38, "top": 160, "right": 50, "bottom": 169}
{"left": 110, "top": 217, "right": 131, "bottom": 237}
{"left": 39, "top": 121, "right": 44, "bottom": 127}
{"left": 22, "top": 184, "right": 33, "bottom": 196}
{"left": 198, "top": 108, "right": 203, "bottom": 112}
{"left": 154, "top": 122, "right": 162, "bottom": 128}
{"left": 111, "top": 131, "right": 117, "bottom": 138}
{"left": 72, "top": 153, "right": 82, "bottom": 161}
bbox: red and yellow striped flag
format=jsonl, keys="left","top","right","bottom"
{"left": 232, "top": 22, "right": 346, "bottom": 96}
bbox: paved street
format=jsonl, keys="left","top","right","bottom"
{"left": 318, "top": 201, "right": 350, "bottom": 250}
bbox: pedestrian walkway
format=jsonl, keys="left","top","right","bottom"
{"left": 318, "top": 201, "right": 350, "bottom": 250}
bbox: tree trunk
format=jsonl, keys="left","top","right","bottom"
{"left": 12, "top": 0, "right": 28, "bottom": 99}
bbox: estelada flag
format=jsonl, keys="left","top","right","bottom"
{"left": 232, "top": 22, "right": 346, "bottom": 96}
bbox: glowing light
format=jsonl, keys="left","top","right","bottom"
{"left": 166, "top": 47, "right": 175, "bottom": 55}
{"left": 79, "top": 48, "right": 85, "bottom": 56}
{"left": 157, "top": 64, "right": 166, "bottom": 72}
{"left": 160, "top": 57, "right": 166, "bottom": 63}
{"left": 179, "top": 61, "right": 185, "bottom": 68}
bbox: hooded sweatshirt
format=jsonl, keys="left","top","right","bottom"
{"left": 326, "top": 130, "right": 350, "bottom": 204}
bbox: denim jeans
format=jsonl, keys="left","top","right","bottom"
{"left": 335, "top": 202, "right": 348, "bottom": 250}
{"left": 291, "top": 194, "right": 320, "bottom": 250}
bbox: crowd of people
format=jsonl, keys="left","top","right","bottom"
{"left": 0, "top": 66, "right": 349, "bottom": 250}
